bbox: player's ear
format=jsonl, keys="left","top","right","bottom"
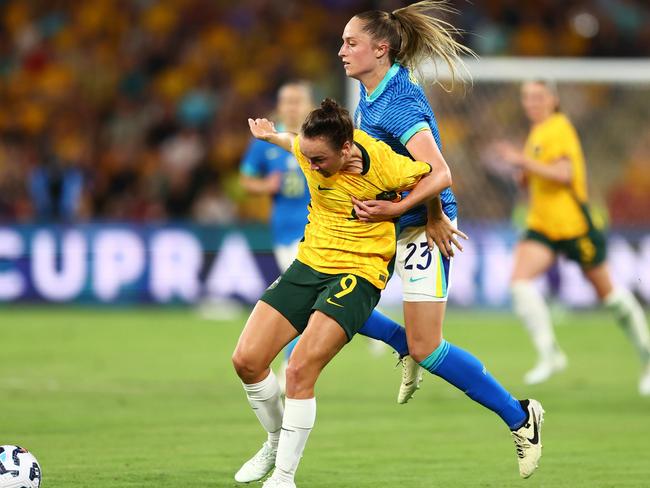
{"left": 340, "top": 140, "right": 352, "bottom": 158}
{"left": 374, "top": 40, "right": 389, "bottom": 60}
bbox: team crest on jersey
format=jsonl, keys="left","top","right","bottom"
{"left": 533, "top": 145, "right": 542, "bottom": 157}
{"left": 286, "top": 155, "right": 299, "bottom": 169}
{"left": 266, "top": 147, "right": 281, "bottom": 160}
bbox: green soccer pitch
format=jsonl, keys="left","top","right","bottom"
{"left": 1, "top": 306, "right": 648, "bottom": 487}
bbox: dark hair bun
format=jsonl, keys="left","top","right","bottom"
{"left": 320, "top": 98, "right": 339, "bottom": 112}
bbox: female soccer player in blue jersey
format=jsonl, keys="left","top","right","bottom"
{"left": 338, "top": 1, "right": 543, "bottom": 479}
{"left": 241, "top": 81, "right": 420, "bottom": 393}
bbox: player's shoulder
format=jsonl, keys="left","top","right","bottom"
{"left": 353, "top": 128, "right": 386, "bottom": 150}
{"left": 546, "top": 113, "right": 574, "bottom": 130}
{"left": 545, "top": 113, "right": 578, "bottom": 139}
{"left": 385, "top": 73, "right": 429, "bottom": 112}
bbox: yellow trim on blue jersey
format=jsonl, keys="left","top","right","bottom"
{"left": 366, "top": 63, "right": 401, "bottom": 102}
{"left": 400, "top": 121, "right": 431, "bottom": 146}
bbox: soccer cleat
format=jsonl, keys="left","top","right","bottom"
{"left": 511, "top": 399, "right": 545, "bottom": 478}
{"left": 397, "top": 355, "right": 424, "bottom": 404}
{"left": 524, "top": 351, "right": 567, "bottom": 385}
{"left": 262, "top": 474, "right": 297, "bottom": 488}
{"left": 639, "top": 361, "right": 650, "bottom": 397}
{"left": 234, "top": 441, "right": 277, "bottom": 483}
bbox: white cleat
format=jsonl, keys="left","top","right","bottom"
{"left": 524, "top": 351, "right": 567, "bottom": 385}
{"left": 639, "top": 362, "right": 650, "bottom": 397}
{"left": 262, "top": 474, "right": 297, "bottom": 488}
{"left": 511, "top": 399, "right": 545, "bottom": 479}
{"left": 234, "top": 441, "right": 277, "bottom": 483}
{"left": 397, "top": 355, "right": 424, "bottom": 404}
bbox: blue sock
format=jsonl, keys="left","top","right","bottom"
{"left": 284, "top": 337, "right": 299, "bottom": 360}
{"left": 358, "top": 310, "right": 409, "bottom": 357}
{"left": 420, "top": 340, "right": 526, "bottom": 430}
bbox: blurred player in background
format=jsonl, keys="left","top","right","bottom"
{"left": 233, "top": 99, "right": 449, "bottom": 487}
{"left": 496, "top": 80, "right": 650, "bottom": 395}
{"left": 339, "top": 0, "right": 544, "bottom": 479}
{"left": 240, "top": 81, "right": 417, "bottom": 394}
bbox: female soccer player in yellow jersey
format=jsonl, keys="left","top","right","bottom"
{"left": 339, "top": 1, "right": 543, "bottom": 480}
{"left": 232, "top": 98, "right": 448, "bottom": 488}
{"left": 497, "top": 80, "right": 650, "bottom": 394}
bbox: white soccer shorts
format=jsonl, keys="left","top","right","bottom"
{"left": 394, "top": 221, "right": 456, "bottom": 302}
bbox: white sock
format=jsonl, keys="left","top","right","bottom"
{"left": 604, "top": 288, "right": 650, "bottom": 364}
{"left": 242, "top": 370, "right": 284, "bottom": 448}
{"left": 274, "top": 397, "right": 317, "bottom": 483}
{"left": 512, "top": 280, "right": 558, "bottom": 360}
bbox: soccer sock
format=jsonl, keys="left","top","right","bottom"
{"left": 274, "top": 397, "right": 316, "bottom": 482}
{"left": 284, "top": 336, "right": 299, "bottom": 360}
{"left": 512, "top": 280, "right": 559, "bottom": 360}
{"left": 420, "top": 340, "right": 527, "bottom": 430}
{"left": 358, "top": 309, "right": 410, "bottom": 357}
{"left": 604, "top": 288, "right": 650, "bottom": 364}
{"left": 242, "top": 370, "right": 284, "bottom": 449}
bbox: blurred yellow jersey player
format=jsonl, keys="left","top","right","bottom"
{"left": 292, "top": 129, "right": 430, "bottom": 289}
{"left": 498, "top": 80, "right": 650, "bottom": 395}
{"left": 524, "top": 112, "right": 590, "bottom": 240}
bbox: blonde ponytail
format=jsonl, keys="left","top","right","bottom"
{"left": 355, "top": 0, "right": 476, "bottom": 89}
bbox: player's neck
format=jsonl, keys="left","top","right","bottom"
{"left": 340, "top": 144, "right": 364, "bottom": 174}
{"left": 531, "top": 112, "right": 554, "bottom": 127}
{"left": 361, "top": 65, "right": 391, "bottom": 96}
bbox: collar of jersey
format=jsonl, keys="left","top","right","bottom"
{"left": 353, "top": 141, "right": 371, "bottom": 175}
{"left": 365, "top": 63, "right": 401, "bottom": 103}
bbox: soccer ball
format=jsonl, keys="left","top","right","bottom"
{"left": 0, "top": 446, "right": 41, "bottom": 488}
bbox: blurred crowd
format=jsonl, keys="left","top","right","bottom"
{"left": 0, "top": 0, "right": 649, "bottom": 226}
{"left": 457, "top": 0, "right": 650, "bottom": 57}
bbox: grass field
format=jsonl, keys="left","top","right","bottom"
{"left": 2, "top": 306, "right": 649, "bottom": 487}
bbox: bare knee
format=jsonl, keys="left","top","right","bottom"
{"left": 285, "top": 359, "right": 317, "bottom": 398}
{"left": 409, "top": 337, "right": 443, "bottom": 363}
{"left": 232, "top": 349, "right": 267, "bottom": 384}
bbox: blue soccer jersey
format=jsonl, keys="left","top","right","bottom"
{"left": 240, "top": 138, "right": 310, "bottom": 246}
{"left": 355, "top": 63, "right": 457, "bottom": 228}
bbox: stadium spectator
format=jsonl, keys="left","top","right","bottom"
{"left": 0, "top": 0, "right": 648, "bottom": 223}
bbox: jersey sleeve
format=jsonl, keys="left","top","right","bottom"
{"left": 291, "top": 134, "right": 308, "bottom": 171}
{"left": 240, "top": 139, "right": 268, "bottom": 177}
{"left": 381, "top": 150, "right": 432, "bottom": 191}
{"left": 381, "top": 94, "right": 432, "bottom": 146}
{"left": 561, "top": 123, "right": 584, "bottom": 166}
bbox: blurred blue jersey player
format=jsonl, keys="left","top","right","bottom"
{"left": 240, "top": 82, "right": 312, "bottom": 274}
{"left": 240, "top": 81, "right": 411, "bottom": 394}
{"left": 339, "top": 2, "right": 545, "bottom": 481}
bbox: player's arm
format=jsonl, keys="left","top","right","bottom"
{"left": 239, "top": 173, "right": 282, "bottom": 196}
{"left": 351, "top": 167, "right": 437, "bottom": 218}
{"left": 496, "top": 142, "right": 572, "bottom": 185}
{"left": 519, "top": 156, "right": 572, "bottom": 185}
{"left": 404, "top": 130, "right": 467, "bottom": 255}
{"left": 248, "top": 118, "right": 295, "bottom": 153}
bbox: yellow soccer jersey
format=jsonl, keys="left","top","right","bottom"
{"left": 524, "top": 113, "right": 589, "bottom": 240}
{"left": 291, "top": 129, "right": 431, "bottom": 289}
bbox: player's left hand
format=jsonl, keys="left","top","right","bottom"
{"left": 425, "top": 213, "right": 468, "bottom": 258}
{"left": 351, "top": 197, "right": 401, "bottom": 222}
